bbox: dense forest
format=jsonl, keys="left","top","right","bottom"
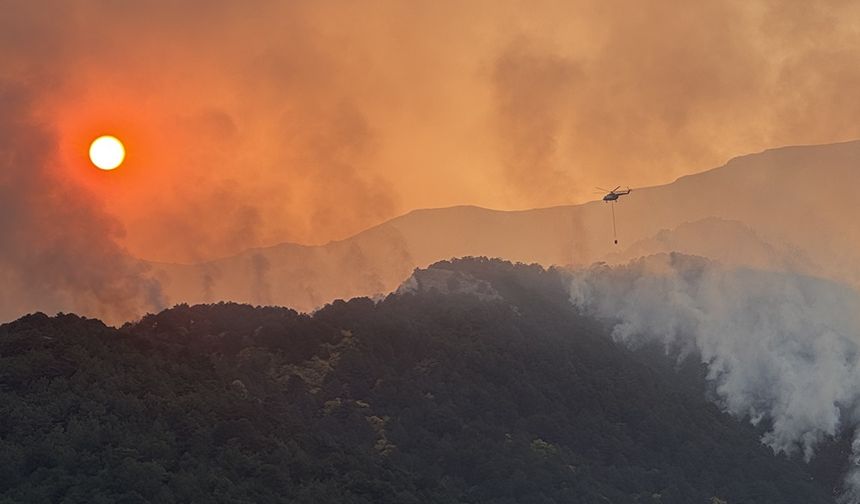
{"left": 0, "top": 258, "right": 839, "bottom": 503}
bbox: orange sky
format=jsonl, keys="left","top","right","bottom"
{"left": 5, "top": 0, "right": 860, "bottom": 263}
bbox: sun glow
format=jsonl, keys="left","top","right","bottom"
{"left": 89, "top": 135, "right": 125, "bottom": 170}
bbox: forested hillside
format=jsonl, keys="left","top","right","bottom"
{"left": 0, "top": 259, "right": 836, "bottom": 503}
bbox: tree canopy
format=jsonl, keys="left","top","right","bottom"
{"left": 0, "top": 258, "right": 836, "bottom": 503}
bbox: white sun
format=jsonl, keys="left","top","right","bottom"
{"left": 89, "top": 135, "right": 126, "bottom": 170}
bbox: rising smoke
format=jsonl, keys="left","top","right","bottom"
{"left": 566, "top": 252, "right": 860, "bottom": 500}
{"left": 0, "top": 82, "right": 165, "bottom": 324}
{"left": 5, "top": 1, "right": 860, "bottom": 263}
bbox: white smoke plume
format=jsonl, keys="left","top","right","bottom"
{"left": 566, "top": 253, "right": 860, "bottom": 500}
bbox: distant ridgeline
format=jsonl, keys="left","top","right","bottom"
{"left": 0, "top": 258, "right": 840, "bottom": 503}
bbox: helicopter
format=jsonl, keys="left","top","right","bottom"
{"left": 594, "top": 186, "right": 632, "bottom": 244}
{"left": 598, "top": 186, "right": 632, "bottom": 202}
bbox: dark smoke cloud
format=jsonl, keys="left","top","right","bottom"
{"left": 493, "top": 41, "right": 582, "bottom": 202}
{"left": 0, "top": 82, "right": 164, "bottom": 323}
{"left": 281, "top": 101, "right": 397, "bottom": 241}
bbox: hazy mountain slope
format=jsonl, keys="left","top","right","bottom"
{"left": 149, "top": 205, "right": 578, "bottom": 312}
{"left": 151, "top": 223, "right": 416, "bottom": 310}
{"left": 591, "top": 141, "right": 860, "bottom": 280}
{"left": 0, "top": 259, "right": 835, "bottom": 503}
{"left": 604, "top": 218, "right": 816, "bottom": 274}
{"left": 151, "top": 140, "right": 860, "bottom": 312}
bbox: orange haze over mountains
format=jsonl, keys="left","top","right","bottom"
{"left": 3, "top": 1, "right": 860, "bottom": 322}
{"left": 4, "top": 1, "right": 860, "bottom": 264}
{"left": 148, "top": 140, "right": 860, "bottom": 314}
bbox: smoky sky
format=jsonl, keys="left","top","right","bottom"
{"left": 3, "top": 0, "right": 860, "bottom": 263}
{"left": 0, "top": 82, "right": 164, "bottom": 323}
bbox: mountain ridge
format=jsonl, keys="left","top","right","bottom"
{"left": 154, "top": 137, "right": 860, "bottom": 267}
{"left": 146, "top": 139, "right": 860, "bottom": 315}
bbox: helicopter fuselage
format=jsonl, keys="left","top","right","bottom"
{"left": 602, "top": 190, "right": 630, "bottom": 202}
